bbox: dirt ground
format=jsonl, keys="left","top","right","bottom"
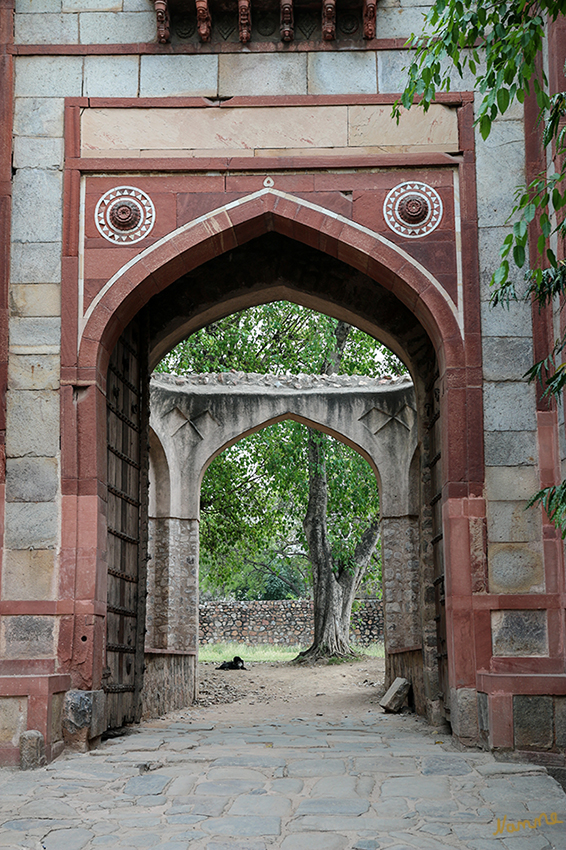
{"left": 175, "top": 655, "right": 388, "bottom": 724}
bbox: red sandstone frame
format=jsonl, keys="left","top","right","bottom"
{"left": 62, "top": 94, "right": 490, "bottom": 719}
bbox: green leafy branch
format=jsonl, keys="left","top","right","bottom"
{"left": 490, "top": 171, "right": 566, "bottom": 303}
{"left": 393, "top": 0, "right": 566, "bottom": 302}
{"left": 393, "top": 0, "right": 566, "bottom": 131}
{"left": 397, "top": 0, "right": 566, "bottom": 532}
{"left": 527, "top": 481, "right": 566, "bottom": 537}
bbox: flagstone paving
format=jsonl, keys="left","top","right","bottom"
{"left": 1, "top": 711, "right": 566, "bottom": 850}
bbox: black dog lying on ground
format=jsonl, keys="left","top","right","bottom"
{"left": 216, "top": 656, "right": 246, "bottom": 670}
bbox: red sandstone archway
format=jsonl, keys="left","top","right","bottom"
{"left": 62, "top": 191, "right": 483, "bottom": 741}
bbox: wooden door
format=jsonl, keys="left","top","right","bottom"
{"left": 104, "top": 317, "right": 150, "bottom": 730}
{"left": 427, "top": 377, "right": 449, "bottom": 717}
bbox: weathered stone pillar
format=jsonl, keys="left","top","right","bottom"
{"left": 142, "top": 517, "right": 199, "bottom": 717}
{"left": 143, "top": 515, "right": 200, "bottom": 654}
{"left": 144, "top": 425, "right": 198, "bottom": 717}
{"left": 165, "top": 518, "right": 199, "bottom": 652}
{"left": 380, "top": 515, "right": 426, "bottom": 713}
{"left": 146, "top": 517, "right": 170, "bottom": 650}
{"left": 381, "top": 516, "right": 420, "bottom": 648}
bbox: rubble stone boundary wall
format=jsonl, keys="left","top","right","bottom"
{"left": 199, "top": 598, "right": 384, "bottom": 647}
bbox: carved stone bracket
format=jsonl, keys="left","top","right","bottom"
{"left": 238, "top": 0, "right": 252, "bottom": 42}
{"left": 158, "top": 0, "right": 371, "bottom": 44}
{"left": 321, "top": 0, "right": 335, "bottom": 40}
{"left": 154, "top": 0, "right": 170, "bottom": 43}
{"left": 280, "top": 0, "right": 294, "bottom": 41}
{"left": 196, "top": 0, "right": 212, "bottom": 41}
{"left": 363, "top": 0, "right": 376, "bottom": 39}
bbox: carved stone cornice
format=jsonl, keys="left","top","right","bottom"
{"left": 157, "top": 0, "right": 374, "bottom": 44}
{"left": 196, "top": 0, "right": 211, "bottom": 41}
{"left": 280, "top": 0, "right": 294, "bottom": 41}
{"left": 238, "top": 0, "right": 252, "bottom": 42}
{"left": 154, "top": 0, "right": 170, "bottom": 43}
{"left": 321, "top": 0, "right": 335, "bottom": 40}
{"left": 363, "top": 0, "right": 376, "bottom": 39}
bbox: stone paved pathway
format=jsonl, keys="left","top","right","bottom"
{"left": 2, "top": 710, "right": 566, "bottom": 850}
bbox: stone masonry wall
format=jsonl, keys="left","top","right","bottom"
{"left": 380, "top": 516, "right": 420, "bottom": 650}
{"left": 198, "top": 599, "right": 383, "bottom": 647}
{"left": 141, "top": 652, "right": 197, "bottom": 720}
{"left": 5, "top": 39, "right": 528, "bottom": 663}
{"left": 6, "top": 0, "right": 551, "bottom": 758}
{"left": 147, "top": 518, "right": 199, "bottom": 653}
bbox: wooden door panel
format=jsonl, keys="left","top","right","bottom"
{"left": 104, "top": 318, "right": 149, "bottom": 730}
{"left": 428, "top": 378, "right": 449, "bottom": 717}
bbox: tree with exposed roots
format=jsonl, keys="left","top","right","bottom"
{"left": 297, "top": 318, "right": 381, "bottom": 660}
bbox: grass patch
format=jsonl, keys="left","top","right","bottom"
{"left": 198, "top": 642, "right": 303, "bottom": 664}
{"left": 198, "top": 641, "right": 385, "bottom": 664}
{"left": 361, "top": 642, "right": 385, "bottom": 658}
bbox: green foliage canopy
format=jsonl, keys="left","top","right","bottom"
{"left": 158, "top": 301, "right": 405, "bottom": 378}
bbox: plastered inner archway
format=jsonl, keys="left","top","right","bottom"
{"left": 144, "top": 372, "right": 435, "bottom": 718}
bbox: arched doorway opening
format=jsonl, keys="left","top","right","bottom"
{"left": 68, "top": 197, "right": 473, "bottom": 740}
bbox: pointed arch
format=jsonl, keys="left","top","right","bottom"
{"left": 77, "top": 188, "right": 465, "bottom": 379}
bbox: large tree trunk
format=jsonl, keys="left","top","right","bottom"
{"left": 297, "top": 429, "right": 380, "bottom": 661}
{"left": 294, "top": 320, "right": 381, "bottom": 661}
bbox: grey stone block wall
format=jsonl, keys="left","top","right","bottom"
{"left": 11, "top": 0, "right": 443, "bottom": 48}
{"left": 0, "top": 615, "right": 56, "bottom": 659}
{"left": 474, "top": 108, "right": 544, "bottom": 597}
{"left": 491, "top": 609, "right": 548, "bottom": 656}
{"left": 512, "top": 694, "right": 566, "bottom": 751}
{"left": 6, "top": 55, "right": 64, "bottom": 632}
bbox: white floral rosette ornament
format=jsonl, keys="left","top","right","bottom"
{"left": 383, "top": 182, "right": 443, "bottom": 238}
{"left": 95, "top": 186, "right": 156, "bottom": 244}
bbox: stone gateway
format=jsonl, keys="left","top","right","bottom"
{"left": 148, "top": 373, "right": 421, "bottom": 715}
{"left": 0, "top": 0, "right": 565, "bottom": 765}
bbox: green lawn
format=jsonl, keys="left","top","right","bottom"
{"left": 198, "top": 641, "right": 385, "bottom": 663}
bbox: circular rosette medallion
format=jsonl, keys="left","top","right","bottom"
{"left": 383, "top": 182, "right": 443, "bottom": 238}
{"left": 95, "top": 186, "right": 155, "bottom": 245}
